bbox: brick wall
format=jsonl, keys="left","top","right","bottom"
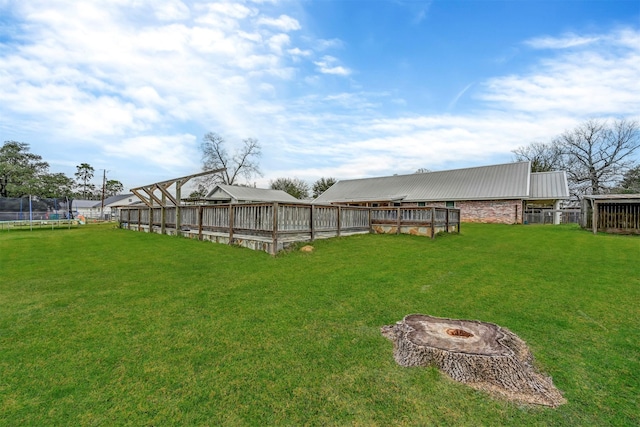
{"left": 403, "top": 200, "right": 524, "bottom": 224}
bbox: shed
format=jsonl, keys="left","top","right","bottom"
{"left": 581, "top": 194, "right": 640, "bottom": 234}
{"left": 205, "top": 184, "right": 300, "bottom": 204}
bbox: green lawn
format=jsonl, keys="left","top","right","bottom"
{"left": 1, "top": 223, "right": 638, "bottom": 426}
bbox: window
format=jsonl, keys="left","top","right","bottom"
{"left": 372, "top": 203, "right": 379, "bottom": 207}
{"left": 445, "top": 201, "right": 455, "bottom": 208}
{"left": 418, "top": 202, "right": 426, "bottom": 207}
{"left": 393, "top": 202, "right": 401, "bottom": 207}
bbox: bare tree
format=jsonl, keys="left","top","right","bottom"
{"left": 512, "top": 142, "right": 564, "bottom": 172}
{"left": 199, "top": 132, "right": 262, "bottom": 189}
{"left": 556, "top": 118, "right": 639, "bottom": 195}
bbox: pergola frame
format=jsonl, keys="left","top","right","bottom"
{"left": 130, "top": 169, "right": 225, "bottom": 236}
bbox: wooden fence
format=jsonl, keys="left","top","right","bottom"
{"left": 582, "top": 201, "right": 640, "bottom": 235}
{"left": 119, "top": 202, "right": 460, "bottom": 254}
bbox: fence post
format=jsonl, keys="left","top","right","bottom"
{"left": 148, "top": 202, "right": 153, "bottom": 234}
{"left": 310, "top": 205, "right": 315, "bottom": 242}
{"left": 160, "top": 193, "right": 165, "bottom": 235}
{"left": 272, "top": 202, "right": 279, "bottom": 255}
{"left": 198, "top": 206, "right": 203, "bottom": 240}
{"left": 337, "top": 206, "right": 341, "bottom": 237}
{"left": 446, "top": 207, "right": 450, "bottom": 232}
{"left": 229, "top": 204, "right": 234, "bottom": 244}
{"left": 431, "top": 207, "right": 436, "bottom": 239}
{"left": 396, "top": 207, "right": 401, "bottom": 234}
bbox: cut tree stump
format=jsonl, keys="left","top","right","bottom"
{"left": 381, "top": 314, "right": 566, "bottom": 407}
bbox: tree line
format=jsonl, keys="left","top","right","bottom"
{"left": 0, "top": 141, "right": 123, "bottom": 200}
{"left": 4, "top": 118, "right": 638, "bottom": 206}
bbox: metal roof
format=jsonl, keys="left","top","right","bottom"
{"left": 314, "top": 162, "right": 544, "bottom": 203}
{"left": 529, "top": 171, "right": 570, "bottom": 199}
{"left": 207, "top": 185, "right": 299, "bottom": 203}
{"left": 72, "top": 200, "right": 101, "bottom": 209}
{"left": 583, "top": 194, "right": 640, "bottom": 201}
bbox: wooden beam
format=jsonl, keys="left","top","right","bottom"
{"left": 131, "top": 189, "right": 153, "bottom": 207}
{"left": 153, "top": 184, "right": 178, "bottom": 206}
{"left": 140, "top": 186, "right": 164, "bottom": 206}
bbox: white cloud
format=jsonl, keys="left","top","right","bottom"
{"left": 267, "top": 33, "right": 291, "bottom": 54}
{"left": 257, "top": 14, "right": 301, "bottom": 31}
{"left": 152, "top": 0, "right": 190, "bottom": 21}
{"left": 288, "top": 47, "right": 312, "bottom": 57}
{"left": 104, "top": 134, "right": 199, "bottom": 170}
{"left": 481, "top": 31, "right": 640, "bottom": 115}
{"left": 314, "top": 38, "right": 344, "bottom": 51}
{"left": 525, "top": 33, "right": 600, "bottom": 49}
{"left": 314, "top": 55, "right": 351, "bottom": 76}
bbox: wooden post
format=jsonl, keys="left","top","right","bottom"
{"left": 337, "top": 206, "right": 341, "bottom": 237}
{"left": 446, "top": 207, "right": 450, "bottom": 232}
{"left": 310, "top": 205, "right": 315, "bottom": 242}
{"left": 592, "top": 200, "right": 598, "bottom": 234}
{"left": 161, "top": 192, "right": 166, "bottom": 235}
{"left": 431, "top": 207, "right": 436, "bottom": 239}
{"left": 272, "top": 202, "right": 279, "bottom": 255}
{"left": 198, "top": 206, "right": 203, "bottom": 240}
{"left": 396, "top": 207, "right": 401, "bottom": 234}
{"left": 368, "top": 207, "right": 373, "bottom": 234}
{"left": 175, "top": 183, "right": 182, "bottom": 237}
{"left": 229, "top": 204, "right": 234, "bottom": 244}
{"left": 148, "top": 194, "right": 153, "bottom": 234}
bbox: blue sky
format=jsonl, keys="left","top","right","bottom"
{"left": 1, "top": 0, "right": 639, "bottom": 192}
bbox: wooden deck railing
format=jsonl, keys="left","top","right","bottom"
{"left": 119, "top": 202, "right": 460, "bottom": 254}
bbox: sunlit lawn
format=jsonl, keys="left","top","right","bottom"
{"left": 1, "top": 223, "right": 638, "bottom": 426}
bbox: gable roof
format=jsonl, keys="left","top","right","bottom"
{"left": 103, "top": 194, "right": 144, "bottom": 208}
{"left": 529, "top": 171, "right": 570, "bottom": 199}
{"left": 313, "top": 161, "right": 569, "bottom": 204}
{"left": 314, "top": 162, "right": 531, "bottom": 203}
{"left": 71, "top": 199, "right": 101, "bottom": 209}
{"left": 206, "top": 184, "right": 300, "bottom": 203}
